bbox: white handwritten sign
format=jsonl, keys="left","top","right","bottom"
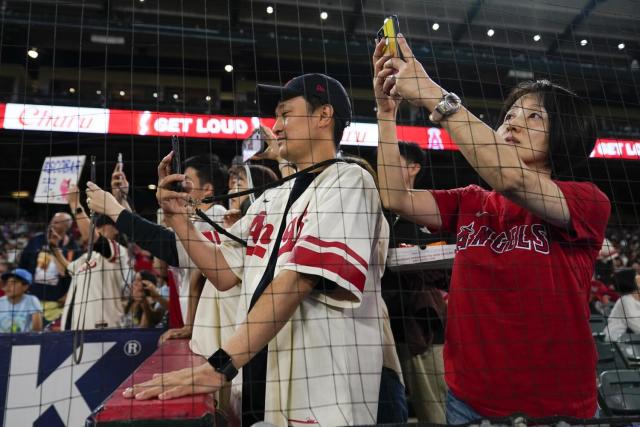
{"left": 34, "top": 156, "right": 86, "bottom": 204}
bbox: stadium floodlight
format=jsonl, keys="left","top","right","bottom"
{"left": 320, "top": 11, "right": 328, "bottom": 20}
{"left": 432, "top": 23, "right": 440, "bottom": 31}
{"left": 580, "top": 39, "right": 588, "bottom": 46}
{"left": 618, "top": 43, "right": 625, "bottom": 50}
{"left": 487, "top": 29, "right": 495, "bottom": 37}
{"left": 225, "top": 64, "right": 234, "bottom": 72}
{"left": 266, "top": 6, "right": 274, "bottom": 14}
{"left": 27, "top": 48, "right": 38, "bottom": 59}
{"left": 119, "top": 90, "right": 126, "bottom": 96}
{"left": 533, "top": 34, "right": 541, "bottom": 42}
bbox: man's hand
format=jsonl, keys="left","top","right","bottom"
{"left": 142, "top": 279, "right": 161, "bottom": 299}
{"left": 86, "top": 182, "right": 125, "bottom": 221}
{"left": 65, "top": 184, "right": 81, "bottom": 210}
{"left": 122, "top": 362, "right": 224, "bottom": 400}
{"left": 158, "top": 325, "right": 193, "bottom": 345}
{"left": 48, "top": 228, "right": 62, "bottom": 248}
{"left": 156, "top": 152, "right": 192, "bottom": 221}
{"left": 381, "top": 34, "right": 435, "bottom": 107}
{"left": 111, "top": 163, "right": 130, "bottom": 202}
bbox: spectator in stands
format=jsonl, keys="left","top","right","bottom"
{"left": 124, "top": 270, "right": 169, "bottom": 328}
{"left": 18, "top": 212, "right": 80, "bottom": 320}
{"left": 85, "top": 155, "right": 231, "bottom": 346}
{"left": 0, "top": 268, "right": 43, "bottom": 332}
{"left": 51, "top": 187, "right": 131, "bottom": 330}
{"left": 375, "top": 36, "right": 610, "bottom": 422}
{"left": 604, "top": 268, "right": 640, "bottom": 342}
{"left": 228, "top": 164, "right": 279, "bottom": 215}
{"left": 104, "top": 73, "right": 390, "bottom": 427}
{"left": 379, "top": 141, "right": 448, "bottom": 424}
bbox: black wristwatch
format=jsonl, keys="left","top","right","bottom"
{"left": 207, "top": 348, "right": 238, "bottom": 382}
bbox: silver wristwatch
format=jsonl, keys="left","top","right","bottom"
{"left": 429, "top": 92, "right": 462, "bottom": 123}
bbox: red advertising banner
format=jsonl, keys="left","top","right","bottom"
{"left": 1, "top": 103, "right": 638, "bottom": 160}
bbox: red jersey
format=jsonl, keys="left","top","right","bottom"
{"left": 431, "top": 181, "right": 610, "bottom": 418}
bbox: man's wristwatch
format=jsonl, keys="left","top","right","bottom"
{"left": 207, "top": 348, "right": 238, "bottom": 382}
{"left": 429, "top": 92, "right": 462, "bottom": 123}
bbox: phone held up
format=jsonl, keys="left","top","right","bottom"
{"left": 376, "top": 15, "right": 405, "bottom": 61}
{"left": 169, "top": 135, "right": 184, "bottom": 192}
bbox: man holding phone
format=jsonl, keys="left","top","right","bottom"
{"left": 89, "top": 73, "right": 391, "bottom": 426}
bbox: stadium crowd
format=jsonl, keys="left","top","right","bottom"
{"left": 0, "top": 40, "right": 638, "bottom": 425}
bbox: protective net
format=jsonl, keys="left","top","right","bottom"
{"left": 0, "top": 0, "right": 639, "bottom": 426}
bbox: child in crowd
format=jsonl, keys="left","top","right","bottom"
{"left": 0, "top": 268, "right": 43, "bottom": 332}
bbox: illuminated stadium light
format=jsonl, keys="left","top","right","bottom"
{"left": 225, "top": 64, "right": 234, "bottom": 72}
{"left": 320, "top": 11, "right": 328, "bottom": 20}
{"left": 487, "top": 28, "right": 495, "bottom": 37}
{"left": 96, "top": 90, "right": 102, "bottom": 95}
{"left": 432, "top": 22, "right": 440, "bottom": 31}
{"left": 172, "top": 93, "right": 179, "bottom": 100}
{"left": 618, "top": 43, "right": 625, "bottom": 50}
{"left": 11, "top": 191, "right": 30, "bottom": 199}
{"left": 205, "top": 95, "right": 212, "bottom": 101}
{"left": 147, "top": 184, "right": 157, "bottom": 190}
{"left": 580, "top": 39, "right": 588, "bottom": 46}
{"left": 69, "top": 88, "right": 76, "bottom": 94}
{"left": 266, "top": 6, "right": 273, "bottom": 14}
{"left": 152, "top": 92, "right": 158, "bottom": 98}
{"left": 119, "top": 90, "right": 126, "bottom": 96}
{"left": 27, "top": 48, "right": 38, "bottom": 59}
{"left": 533, "top": 34, "right": 541, "bottom": 42}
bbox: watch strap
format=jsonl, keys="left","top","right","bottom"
{"left": 207, "top": 348, "right": 238, "bottom": 382}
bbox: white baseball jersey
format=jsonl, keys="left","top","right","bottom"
{"left": 61, "top": 240, "right": 130, "bottom": 330}
{"left": 200, "top": 162, "right": 390, "bottom": 427}
{"left": 175, "top": 204, "right": 229, "bottom": 325}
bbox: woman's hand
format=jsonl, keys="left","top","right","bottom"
{"left": 85, "top": 182, "right": 125, "bottom": 220}
{"left": 373, "top": 38, "right": 400, "bottom": 118}
{"left": 142, "top": 279, "right": 160, "bottom": 299}
{"left": 158, "top": 325, "right": 193, "bottom": 345}
{"left": 122, "top": 363, "right": 224, "bottom": 400}
{"left": 111, "top": 163, "right": 130, "bottom": 202}
{"left": 382, "top": 35, "right": 438, "bottom": 108}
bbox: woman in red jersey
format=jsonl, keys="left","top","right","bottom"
{"left": 374, "top": 35, "right": 610, "bottom": 422}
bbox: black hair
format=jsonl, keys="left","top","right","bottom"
{"left": 305, "top": 96, "right": 349, "bottom": 148}
{"left": 137, "top": 269, "right": 157, "bottom": 286}
{"left": 612, "top": 268, "right": 638, "bottom": 294}
{"left": 398, "top": 141, "right": 426, "bottom": 182}
{"left": 184, "top": 154, "right": 229, "bottom": 198}
{"left": 229, "top": 164, "right": 279, "bottom": 202}
{"left": 499, "top": 80, "right": 597, "bottom": 179}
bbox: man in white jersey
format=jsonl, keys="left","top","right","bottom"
{"left": 96, "top": 73, "right": 390, "bottom": 426}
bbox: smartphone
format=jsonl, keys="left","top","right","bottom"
{"left": 242, "top": 127, "right": 266, "bottom": 162}
{"left": 376, "top": 15, "right": 404, "bottom": 61}
{"left": 90, "top": 156, "right": 96, "bottom": 183}
{"left": 169, "top": 135, "right": 183, "bottom": 192}
{"left": 116, "top": 152, "right": 123, "bottom": 171}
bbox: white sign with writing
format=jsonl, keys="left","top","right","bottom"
{"left": 34, "top": 156, "right": 86, "bottom": 204}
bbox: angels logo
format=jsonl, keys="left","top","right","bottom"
{"left": 456, "top": 221, "right": 550, "bottom": 255}
{"left": 428, "top": 127, "right": 444, "bottom": 150}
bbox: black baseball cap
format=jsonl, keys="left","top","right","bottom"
{"left": 257, "top": 73, "right": 352, "bottom": 123}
